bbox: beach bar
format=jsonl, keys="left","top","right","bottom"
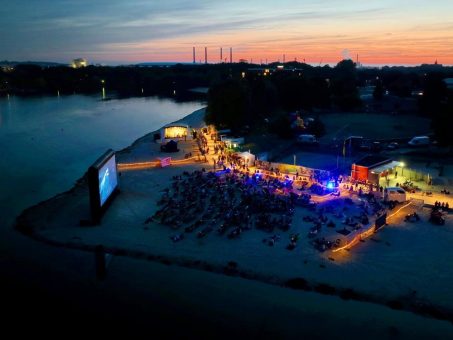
{"left": 160, "top": 123, "right": 191, "bottom": 141}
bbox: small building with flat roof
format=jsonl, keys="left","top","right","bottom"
{"left": 351, "top": 155, "right": 398, "bottom": 184}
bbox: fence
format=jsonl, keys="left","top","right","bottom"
{"left": 255, "top": 160, "right": 331, "bottom": 183}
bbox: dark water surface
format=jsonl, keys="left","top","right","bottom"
{"left": 0, "top": 94, "right": 203, "bottom": 228}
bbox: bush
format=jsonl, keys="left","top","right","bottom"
{"left": 339, "top": 288, "right": 361, "bottom": 300}
{"left": 314, "top": 283, "right": 336, "bottom": 295}
{"left": 387, "top": 299, "right": 404, "bottom": 310}
{"left": 269, "top": 114, "right": 293, "bottom": 139}
{"left": 285, "top": 278, "right": 311, "bottom": 291}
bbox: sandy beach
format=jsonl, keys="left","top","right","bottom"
{"left": 16, "top": 107, "right": 453, "bottom": 337}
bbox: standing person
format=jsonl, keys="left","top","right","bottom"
{"left": 395, "top": 171, "right": 398, "bottom": 179}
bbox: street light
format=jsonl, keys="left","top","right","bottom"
{"left": 400, "top": 162, "right": 405, "bottom": 176}
{"left": 101, "top": 80, "right": 106, "bottom": 99}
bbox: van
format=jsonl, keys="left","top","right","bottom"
{"left": 383, "top": 187, "right": 407, "bottom": 203}
{"left": 408, "top": 136, "right": 429, "bottom": 147}
{"left": 297, "top": 134, "right": 318, "bottom": 145}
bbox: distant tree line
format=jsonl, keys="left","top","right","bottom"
{"left": 206, "top": 59, "right": 361, "bottom": 137}
{"left": 0, "top": 63, "right": 237, "bottom": 101}
{"left": 206, "top": 61, "right": 453, "bottom": 145}
{"left": 1, "top": 60, "right": 452, "bottom": 145}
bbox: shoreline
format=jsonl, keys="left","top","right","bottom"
{"left": 15, "top": 106, "right": 207, "bottom": 226}
{"left": 16, "top": 217, "right": 453, "bottom": 325}
{"left": 115, "top": 107, "right": 206, "bottom": 159}
{"left": 14, "top": 106, "right": 453, "bottom": 332}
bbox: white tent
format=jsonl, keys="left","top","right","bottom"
{"left": 237, "top": 151, "right": 255, "bottom": 165}
{"left": 160, "top": 123, "right": 191, "bottom": 141}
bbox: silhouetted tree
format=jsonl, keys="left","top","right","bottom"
{"left": 248, "top": 78, "right": 278, "bottom": 123}
{"left": 419, "top": 73, "right": 447, "bottom": 115}
{"left": 373, "top": 81, "right": 384, "bottom": 101}
{"left": 308, "top": 77, "right": 331, "bottom": 108}
{"left": 206, "top": 79, "right": 248, "bottom": 133}
{"left": 331, "top": 59, "right": 361, "bottom": 110}
{"left": 306, "top": 116, "right": 326, "bottom": 137}
{"left": 431, "top": 90, "right": 453, "bottom": 147}
{"left": 269, "top": 112, "right": 293, "bottom": 139}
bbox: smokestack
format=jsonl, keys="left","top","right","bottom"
{"left": 220, "top": 47, "right": 223, "bottom": 62}
{"left": 205, "top": 47, "right": 207, "bottom": 64}
{"left": 230, "top": 47, "right": 232, "bottom": 63}
{"left": 193, "top": 47, "right": 195, "bottom": 64}
{"left": 283, "top": 54, "right": 285, "bottom": 63}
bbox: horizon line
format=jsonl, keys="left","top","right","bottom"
{"left": 1, "top": 59, "right": 453, "bottom": 68}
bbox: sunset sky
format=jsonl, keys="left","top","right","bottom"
{"left": 1, "top": 0, "right": 452, "bottom": 66}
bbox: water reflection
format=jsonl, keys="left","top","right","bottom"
{"left": 0, "top": 95, "right": 204, "bottom": 228}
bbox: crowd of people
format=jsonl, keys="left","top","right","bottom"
{"left": 150, "top": 169, "right": 296, "bottom": 242}
{"left": 303, "top": 194, "right": 386, "bottom": 251}
{"left": 152, "top": 128, "right": 452, "bottom": 252}
{"left": 147, "top": 163, "right": 393, "bottom": 254}
{"left": 434, "top": 201, "right": 450, "bottom": 211}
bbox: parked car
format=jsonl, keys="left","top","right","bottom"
{"left": 383, "top": 187, "right": 407, "bottom": 203}
{"left": 408, "top": 136, "right": 429, "bottom": 147}
{"left": 297, "top": 134, "right": 318, "bottom": 145}
{"left": 359, "top": 140, "right": 381, "bottom": 152}
{"left": 386, "top": 142, "right": 399, "bottom": 150}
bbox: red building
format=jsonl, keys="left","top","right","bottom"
{"left": 351, "top": 156, "right": 393, "bottom": 184}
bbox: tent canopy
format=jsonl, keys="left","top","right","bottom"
{"left": 161, "top": 123, "right": 190, "bottom": 139}
{"left": 160, "top": 139, "right": 179, "bottom": 152}
{"left": 237, "top": 151, "right": 255, "bottom": 164}
{"left": 370, "top": 161, "right": 402, "bottom": 174}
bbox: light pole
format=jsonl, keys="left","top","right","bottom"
{"left": 400, "top": 162, "right": 405, "bottom": 177}
{"left": 101, "top": 79, "right": 106, "bottom": 99}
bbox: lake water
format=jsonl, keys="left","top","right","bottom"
{"left": 0, "top": 95, "right": 204, "bottom": 228}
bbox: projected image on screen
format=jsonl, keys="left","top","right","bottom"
{"left": 98, "top": 154, "right": 118, "bottom": 206}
